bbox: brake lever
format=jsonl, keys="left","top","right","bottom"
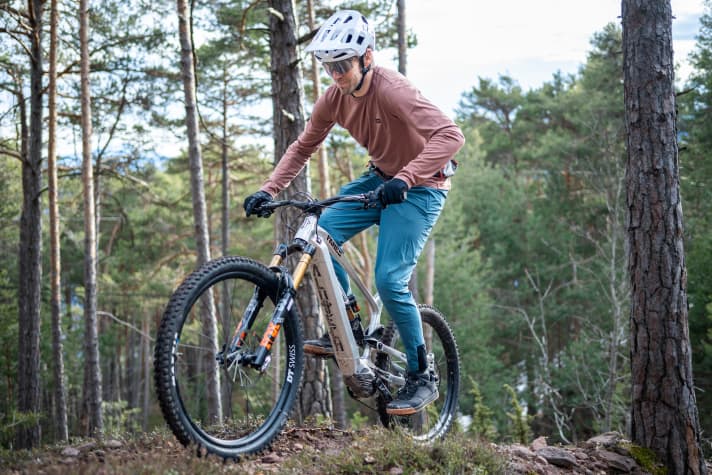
{"left": 254, "top": 202, "right": 275, "bottom": 218}
{"left": 364, "top": 190, "right": 381, "bottom": 209}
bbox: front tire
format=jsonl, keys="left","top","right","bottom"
{"left": 375, "top": 305, "right": 460, "bottom": 442}
{"left": 154, "top": 256, "right": 304, "bottom": 459}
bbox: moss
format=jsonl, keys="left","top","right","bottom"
{"left": 281, "top": 427, "right": 507, "bottom": 474}
{"left": 625, "top": 443, "right": 667, "bottom": 475}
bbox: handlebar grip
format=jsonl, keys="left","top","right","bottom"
{"left": 364, "top": 190, "right": 381, "bottom": 209}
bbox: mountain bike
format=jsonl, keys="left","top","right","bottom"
{"left": 153, "top": 192, "right": 461, "bottom": 459}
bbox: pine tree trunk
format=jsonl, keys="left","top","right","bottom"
{"left": 622, "top": 1, "right": 706, "bottom": 472}
{"left": 397, "top": 0, "right": 407, "bottom": 76}
{"left": 80, "top": 0, "right": 103, "bottom": 437}
{"left": 268, "top": 0, "right": 329, "bottom": 420}
{"left": 16, "top": 0, "right": 44, "bottom": 449}
{"left": 397, "top": 0, "right": 427, "bottom": 308}
{"left": 142, "top": 315, "right": 151, "bottom": 430}
{"left": 47, "top": 0, "right": 68, "bottom": 443}
{"left": 306, "top": 0, "right": 330, "bottom": 199}
{"left": 220, "top": 65, "right": 233, "bottom": 417}
{"left": 176, "top": 0, "right": 222, "bottom": 423}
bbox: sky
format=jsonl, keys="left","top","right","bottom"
{"left": 373, "top": 0, "right": 708, "bottom": 118}
{"left": 2, "top": 1, "right": 706, "bottom": 159}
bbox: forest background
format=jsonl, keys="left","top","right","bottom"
{"left": 1, "top": 0, "right": 711, "bottom": 459}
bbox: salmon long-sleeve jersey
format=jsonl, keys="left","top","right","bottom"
{"left": 260, "top": 66, "right": 465, "bottom": 197}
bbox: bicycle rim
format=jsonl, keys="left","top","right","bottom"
{"left": 376, "top": 305, "right": 460, "bottom": 442}
{"left": 154, "top": 256, "right": 304, "bottom": 458}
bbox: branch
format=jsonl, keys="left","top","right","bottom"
{"left": 1, "top": 29, "right": 32, "bottom": 57}
{"left": 95, "top": 70, "right": 131, "bottom": 161}
{"left": 0, "top": 145, "right": 22, "bottom": 162}
{"left": 297, "top": 28, "right": 318, "bottom": 45}
{"left": 267, "top": 7, "right": 284, "bottom": 21}
{"left": 0, "top": 5, "right": 29, "bottom": 19}
{"left": 97, "top": 311, "right": 154, "bottom": 341}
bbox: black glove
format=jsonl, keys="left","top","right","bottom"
{"left": 243, "top": 190, "right": 273, "bottom": 217}
{"left": 378, "top": 178, "right": 408, "bottom": 207}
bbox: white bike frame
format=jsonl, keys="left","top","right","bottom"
{"left": 291, "top": 214, "right": 407, "bottom": 392}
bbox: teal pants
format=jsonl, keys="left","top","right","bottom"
{"left": 319, "top": 171, "right": 447, "bottom": 373}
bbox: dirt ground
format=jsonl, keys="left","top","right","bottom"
{"left": 2, "top": 428, "right": 710, "bottom": 474}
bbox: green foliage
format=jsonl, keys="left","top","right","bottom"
{"left": 1, "top": 0, "right": 711, "bottom": 450}
{"left": 0, "top": 159, "right": 20, "bottom": 427}
{"left": 449, "top": 23, "right": 632, "bottom": 443}
{"left": 281, "top": 427, "right": 507, "bottom": 474}
{"left": 0, "top": 411, "right": 43, "bottom": 449}
{"left": 504, "top": 384, "right": 532, "bottom": 445}
{"left": 102, "top": 400, "right": 141, "bottom": 438}
{"left": 348, "top": 410, "right": 369, "bottom": 430}
{"left": 467, "top": 377, "right": 498, "bottom": 441}
{"left": 625, "top": 443, "right": 667, "bottom": 475}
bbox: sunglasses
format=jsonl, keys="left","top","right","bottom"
{"left": 323, "top": 57, "right": 357, "bottom": 76}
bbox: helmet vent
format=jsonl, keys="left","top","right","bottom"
{"left": 304, "top": 9, "right": 375, "bottom": 60}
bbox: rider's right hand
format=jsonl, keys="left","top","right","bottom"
{"left": 243, "top": 190, "right": 274, "bottom": 218}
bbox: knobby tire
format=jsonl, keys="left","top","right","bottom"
{"left": 376, "top": 304, "right": 460, "bottom": 442}
{"left": 154, "top": 256, "right": 304, "bottom": 459}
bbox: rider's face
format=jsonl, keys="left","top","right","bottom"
{"left": 326, "top": 57, "right": 361, "bottom": 95}
{"left": 324, "top": 49, "right": 372, "bottom": 96}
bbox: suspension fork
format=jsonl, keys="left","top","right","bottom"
{"left": 233, "top": 242, "right": 317, "bottom": 371}
{"left": 225, "top": 244, "right": 289, "bottom": 354}
{"left": 250, "top": 243, "right": 316, "bottom": 368}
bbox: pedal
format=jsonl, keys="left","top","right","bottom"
{"left": 374, "top": 376, "right": 392, "bottom": 402}
{"left": 364, "top": 324, "right": 384, "bottom": 341}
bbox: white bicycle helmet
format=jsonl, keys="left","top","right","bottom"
{"left": 304, "top": 10, "right": 375, "bottom": 62}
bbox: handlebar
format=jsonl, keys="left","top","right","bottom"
{"left": 255, "top": 192, "right": 381, "bottom": 216}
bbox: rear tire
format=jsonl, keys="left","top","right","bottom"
{"left": 375, "top": 305, "right": 460, "bottom": 442}
{"left": 154, "top": 256, "right": 304, "bottom": 458}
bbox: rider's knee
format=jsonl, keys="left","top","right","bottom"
{"left": 374, "top": 272, "right": 408, "bottom": 302}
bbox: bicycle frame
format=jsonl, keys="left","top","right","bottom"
{"left": 275, "top": 212, "right": 407, "bottom": 396}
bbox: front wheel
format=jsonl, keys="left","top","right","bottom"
{"left": 154, "top": 256, "right": 304, "bottom": 459}
{"left": 375, "top": 305, "right": 460, "bottom": 442}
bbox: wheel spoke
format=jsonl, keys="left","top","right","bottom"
{"left": 154, "top": 257, "right": 304, "bottom": 457}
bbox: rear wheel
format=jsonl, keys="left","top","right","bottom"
{"left": 154, "top": 256, "right": 304, "bottom": 459}
{"left": 376, "top": 305, "right": 460, "bottom": 442}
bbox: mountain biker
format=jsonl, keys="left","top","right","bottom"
{"left": 243, "top": 9, "right": 464, "bottom": 416}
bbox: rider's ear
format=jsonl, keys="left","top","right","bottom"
{"left": 363, "top": 48, "right": 373, "bottom": 68}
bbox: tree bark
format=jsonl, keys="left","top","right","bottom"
{"left": 220, "top": 63, "right": 234, "bottom": 417}
{"left": 397, "top": 0, "right": 407, "bottom": 76}
{"left": 48, "top": 0, "right": 68, "bottom": 442}
{"left": 396, "top": 0, "right": 433, "bottom": 311}
{"left": 80, "top": 0, "right": 103, "bottom": 437}
{"left": 268, "top": 0, "right": 329, "bottom": 420}
{"left": 16, "top": 0, "right": 44, "bottom": 449}
{"left": 306, "top": 0, "right": 330, "bottom": 199}
{"left": 176, "top": 0, "right": 222, "bottom": 423}
{"left": 142, "top": 314, "right": 151, "bottom": 431}
{"left": 622, "top": 0, "right": 706, "bottom": 472}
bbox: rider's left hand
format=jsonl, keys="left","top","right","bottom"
{"left": 243, "top": 190, "right": 273, "bottom": 217}
{"left": 378, "top": 178, "right": 408, "bottom": 207}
